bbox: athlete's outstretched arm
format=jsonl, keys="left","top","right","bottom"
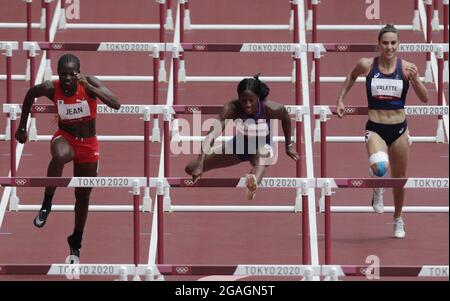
{"left": 336, "top": 58, "right": 372, "bottom": 118}
{"left": 266, "top": 101, "right": 299, "bottom": 161}
{"left": 15, "top": 81, "right": 54, "bottom": 143}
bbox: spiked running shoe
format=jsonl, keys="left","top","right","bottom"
{"left": 33, "top": 209, "right": 50, "bottom": 228}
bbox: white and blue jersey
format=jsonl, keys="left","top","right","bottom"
{"left": 366, "top": 57, "right": 409, "bottom": 110}
{"left": 227, "top": 101, "right": 273, "bottom": 161}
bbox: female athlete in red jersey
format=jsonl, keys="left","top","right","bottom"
{"left": 15, "top": 54, "right": 121, "bottom": 260}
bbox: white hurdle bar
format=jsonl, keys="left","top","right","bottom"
{"left": 171, "top": 105, "right": 308, "bottom": 143}
{"left": 15, "top": 205, "right": 143, "bottom": 212}
{"left": 179, "top": 0, "right": 297, "bottom": 32}
{"left": 317, "top": 177, "right": 449, "bottom": 213}
{"left": 2, "top": 42, "right": 445, "bottom": 84}
{"left": 317, "top": 177, "right": 449, "bottom": 264}
{"left": 155, "top": 177, "right": 315, "bottom": 213}
{"left": 329, "top": 206, "right": 448, "bottom": 213}
{"left": 2, "top": 103, "right": 171, "bottom": 142}
{"left": 312, "top": 24, "right": 447, "bottom": 31}
{"left": 2, "top": 103, "right": 306, "bottom": 143}
{"left": 0, "top": 177, "right": 147, "bottom": 213}
{"left": 313, "top": 105, "right": 449, "bottom": 143}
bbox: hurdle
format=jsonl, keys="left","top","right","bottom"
{"left": 148, "top": 177, "right": 314, "bottom": 265}
{"left": 314, "top": 104, "right": 449, "bottom": 214}
{"left": 321, "top": 264, "right": 449, "bottom": 280}
{"left": 169, "top": 104, "right": 306, "bottom": 145}
{"left": 169, "top": 42, "right": 304, "bottom": 152}
{"left": 173, "top": 0, "right": 300, "bottom": 83}
{"left": 3, "top": 103, "right": 172, "bottom": 212}
{"left": 317, "top": 177, "right": 449, "bottom": 264}
{"left": 161, "top": 46, "right": 309, "bottom": 267}
{"left": 310, "top": 42, "right": 449, "bottom": 144}
{"left": 1, "top": 263, "right": 447, "bottom": 280}
{"left": 154, "top": 38, "right": 312, "bottom": 269}
{"left": 0, "top": 0, "right": 169, "bottom": 82}
{"left": 166, "top": 42, "right": 305, "bottom": 204}
{"left": 19, "top": 41, "right": 164, "bottom": 145}
{"left": 306, "top": 0, "right": 449, "bottom": 84}
{"left": 306, "top": 0, "right": 447, "bottom": 32}
{"left": 0, "top": 176, "right": 145, "bottom": 279}
{"left": 0, "top": 42, "right": 19, "bottom": 142}
{"left": 0, "top": 0, "right": 63, "bottom": 225}
{"left": 314, "top": 104, "right": 449, "bottom": 143}
{"left": 179, "top": 0, "right": 296, "bottom": 32}
{"left": 0, "top": 42, "right": 20, "bottom": 217}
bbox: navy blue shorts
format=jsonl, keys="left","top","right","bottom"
{"left": 365, "top": 119, "right": 408, "bottom": 146}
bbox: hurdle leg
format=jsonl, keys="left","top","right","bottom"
{"left": 424, "top": 0, "right": 433, "bottom": 83}
{"left": 158, "top": 0, "right": 167, "bottom": 82}
{"left": 132, "top": 180, "right": 141, "bottom": 280}
{"left": 183, "top": 0, "right": 191, "bottom": 30}
{"left": 436, "top": 48, "right": 445, "bottom": 143}
{"left": 143, "top": 108, "right": 153, "bottom": 212}
{"left": 412, "top": 0, "right": 421, "bottom": 31}
{"left": 59, "top": 0, "right": 67, "bottom": 30}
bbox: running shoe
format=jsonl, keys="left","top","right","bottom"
{"left": 371, "top": 188, "right": 384, "bottom": 213}
{"left": 33, "top": 209, "right": 50, "bottom": 228}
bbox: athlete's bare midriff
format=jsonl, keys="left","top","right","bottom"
{"left": 368, "top": 108, "right": 405, "bottom": 124}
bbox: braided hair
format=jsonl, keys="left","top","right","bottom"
{"left": 378, "top": 24, "right": 399, "bottom": 41}
{"left": 57, "top": 53, "right": 80, "bottom": 72}
{"left": 237, "top": 73, "right": 270, "bottom": 101}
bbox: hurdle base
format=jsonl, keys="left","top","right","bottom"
{"left": 8, "top": 188, "right": 19, "bottom": 211}
{"left": 142, "top": 187, "right": 152, "bottom": 212}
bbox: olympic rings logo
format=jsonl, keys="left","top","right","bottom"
{"left": 359, "top": 267, "right": 373, "bottom": 275}
{"left": 184, "top": 179, "right": 194, "bottom": 186}
{"left": 175, "top": 266, "right": 189, "bottom": 274}
{"left": 34, "top": 105, "right": 47, "bottom": 112}
{"left": 14, "top": 179, "right": 27, "bottom": 186}
{"left": 344, "top": 107, "right": 356, "bottom": 114}
{"left": 193, "top": 44, "right": 207, "bottom": 51}
{"left": 187, "top": 107, "right": 200, "bottom": 113}
{"left": 351, "top": 180, "right": 364, "bottom": 187}
{"left": 336, "top": 45, "right": 349, "bottom": 52}
{"left": 52, "top": 43, "right": 63, "bottom": 50}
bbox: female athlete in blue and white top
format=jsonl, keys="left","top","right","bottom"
{"left": 336, "top": 24, "right": 429, "bottom": 238}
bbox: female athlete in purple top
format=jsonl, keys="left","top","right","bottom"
{"left": 185, "top": 75, "right": 299, "bottom": 200}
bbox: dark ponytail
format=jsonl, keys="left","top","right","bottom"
{"left": 237, "top": 73, "right": 270, "bottom": 101}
